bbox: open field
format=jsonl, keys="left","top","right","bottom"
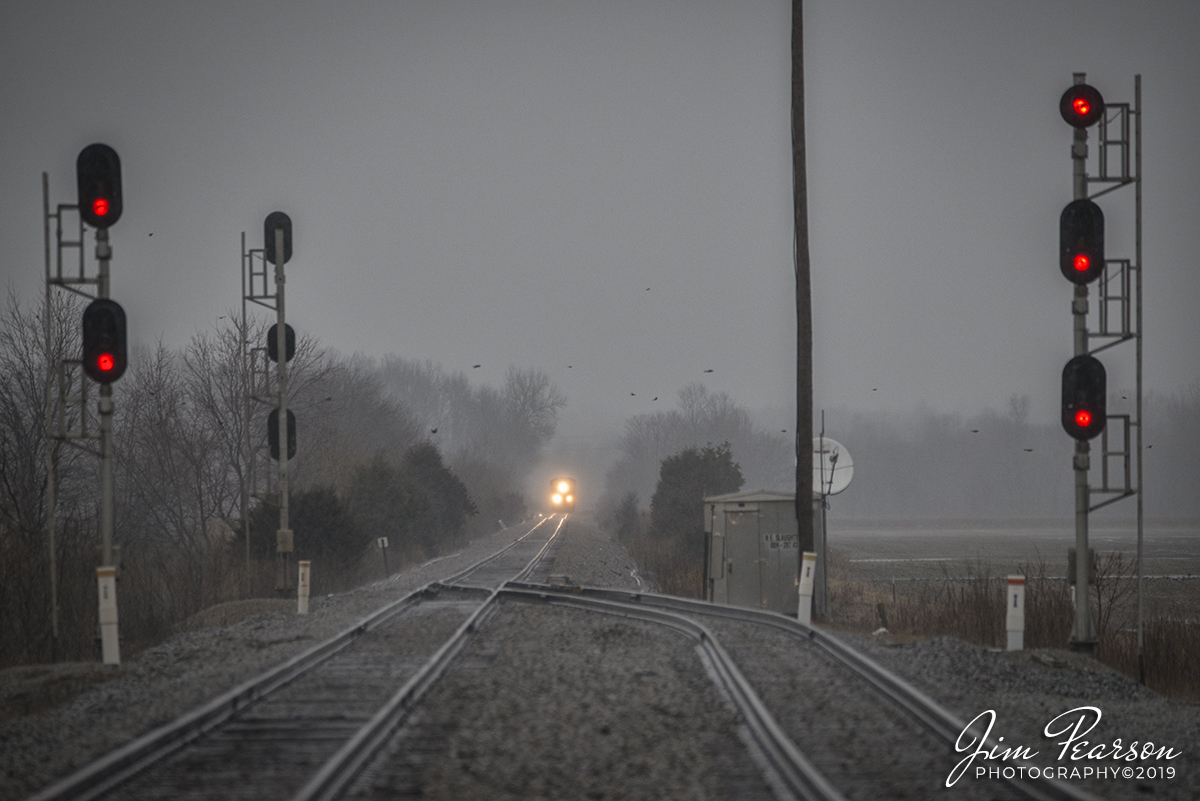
{"left": 827, "top": 518, "right": 1200, "bottom": 616}
{"left": 822, "top": 519, "right": 1200, "bottom": 700}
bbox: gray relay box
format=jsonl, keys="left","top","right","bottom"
{"left": 704, "top": 489, "right": 819, "bottom": 616}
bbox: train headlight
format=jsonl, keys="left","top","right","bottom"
{"left": 552, "top": 493, "right": 563, "bottom": 504}
{"left": 565, "top": 495, "right": 573, "bottom": 503}
{"left": 557, "top": 481, "right": 570, "bottom": 493}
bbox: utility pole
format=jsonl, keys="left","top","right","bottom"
{"left": 792, "top": 0, "right": 815, "bottom": 564}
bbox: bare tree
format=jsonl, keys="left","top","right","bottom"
{"left": 503, "top": 366, "right": 566, "bottom": 442}
{"left": 604, "top": 384, "right": 790, "bottom": 504}
{"left": 0, "top": 288, "right": 96, "bottom": 664}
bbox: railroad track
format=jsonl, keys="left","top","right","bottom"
{"left": 27, "top": 516, "right": 1102, "bottom": 801}
{"left": 26, "top": 517, "right": 566, "bottom": 801}
{"left": 502, "top": 583, "right": 1106, "bottom": 801}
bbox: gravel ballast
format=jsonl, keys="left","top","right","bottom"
{"left": 0, "top": 522, "right": 535, "bottom": 801}
{"left": 349, "top": 602, "right": 778, "bottom": 801}
{"left": 2, "top": 517, "right": 1195, "bottom": 800}
{"left": 830, "top": 631, "right": 1198, "bottom": 800}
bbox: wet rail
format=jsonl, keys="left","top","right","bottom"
{"left": 505, "top": 583, "right": 1104, "bottom": 801}
{"left": 25, "top": 517, "right": 564, "bottom": 801}
{"left": 26, "top": 516, "right": 1101, "bottom": 801}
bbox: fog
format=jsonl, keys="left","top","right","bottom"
{"left": 3, "top": 1, "right": 1198, "bottom": 517}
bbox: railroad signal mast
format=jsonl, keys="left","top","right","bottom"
{"left": 42, "top": 143, "right": 129, "bottom": 664}
{"left": 1057, "top": 75, "right": 1143, "bottom": 664}
{"left": 240, "top": 213, "right": 297, "bottom": 593}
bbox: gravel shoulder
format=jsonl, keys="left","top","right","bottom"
{"left": 827, "top": 630, "right": 1199, "bottom": 800}
{"left": 0, "top": 522, "right": 532, "bottom": 801}
{"left": 543, "top": 518, "right": 644, "bottom": 592}
{"left": 5, "top": 517, "right": 1194, "bottom": 801}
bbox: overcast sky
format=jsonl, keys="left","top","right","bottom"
{"left": 3, "top": 0, "right": 1197, "bottom": 447}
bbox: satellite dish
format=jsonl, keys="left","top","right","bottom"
{"left": 812, "top": 437, "right": 853, "bottom": 496}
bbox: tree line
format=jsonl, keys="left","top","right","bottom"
{"left": 599, "top": 386, "right": 773, "bottom": 596}
{"left": 601, "top": 383, "right": 791, "bottom": 507}
{"left": 0, "top": 290, "right": 564, "bottom": 667}
{"left": 819, "top": 391, "right": 1200, "bottom": 520}
{"left": 600, "top": 386, "right": 1199, "bottom": 598}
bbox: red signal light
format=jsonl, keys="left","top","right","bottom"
{"left": 1059, "top": 84, "right": 1104, "bottom": 128}
{"left": 81, "top": 299, "right": 127, "bottom": 384}
{"left": 1062, "top": 355, "right": 1105, "bottom": 441}
{"left": 76, "top": 144, "right": 123, "bottom": 228}
{"left": 1060, "top": 199, "right": 1105, "bottom": 284}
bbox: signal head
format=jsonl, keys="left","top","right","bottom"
{"left": 76, "top": 144, "right": 123, "bottom": 229}
{"left": 267, "top": 323, "right": 296, "bottom": 363}
{"left": 1061, "top": 355, "right": 1106, "bottom": 441}
{"left": 268, "top": 407, "right": 297, "bottom": 461}
{"left": 1060, "top": 199, "right": 1105, "bottom": 284}
{"left": 81, "top": 299, "right": 127, "bottom": 384}
{"left": 264, "top": 211, "right": 293, "bottom": 264}
{"left": 1060, "top": 83, "right": 1105, "bottom": 128}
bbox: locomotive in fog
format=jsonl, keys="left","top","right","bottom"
{"left": 549, "top": 477, "right": 576, "bottom": 513}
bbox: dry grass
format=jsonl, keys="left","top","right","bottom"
{"left": 624, "top": 534, "right": 704, "bottom": 599}
{"left": 826, "top": 549, "right": 1200, "bottom": 702}
{"left": 1098, "top": 610, "right": 1200, "bottom": 703}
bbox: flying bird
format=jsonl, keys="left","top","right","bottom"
{"left": 630, "top": 393, "right": 635, "bottom": 396}
{"left": 1023, "top": 448, "right": 1034, "bottom": 452}
{"left": 703, "top": 369, "right": 713, "bottom": 373}
{"left": 970, "top": 429, "right": 979, "bottom": 433}
{"left": 148, "top": 232, "right": 153, "bottom": 236}
{"left": 473, "top": 364, "right": 481, "bottom": 369}
{"left": 872, "top": 388, "right": 878, "bottom": 392}
{"left": 431, "top": 428, "right": 438, "bottom": 434}
{"left": 652, "top": 397, "right": 657, "bottom": 401}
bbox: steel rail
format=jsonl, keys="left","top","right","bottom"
{"left": 291, "top": 589, "right": 506, "bottom": 801}
{"left": 25, "top": 518, "right": 554, "bottom": 801}
{"left": 507, "top": 582, "right": 1103, "bottom": 801}
{"left": 497, "top": 585, "right": 848, "bottom": 801}
{"left": 292, "top": 516, "right": 568, "bottom": 801}
{"left": 436, "top": 514, "right": 553, "bottom": 585}
{"left": 24, "top": 587, "right": 435, "bottom": 801}
{"left": 510, "top": 514, "right": 566, "bottom": 583}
